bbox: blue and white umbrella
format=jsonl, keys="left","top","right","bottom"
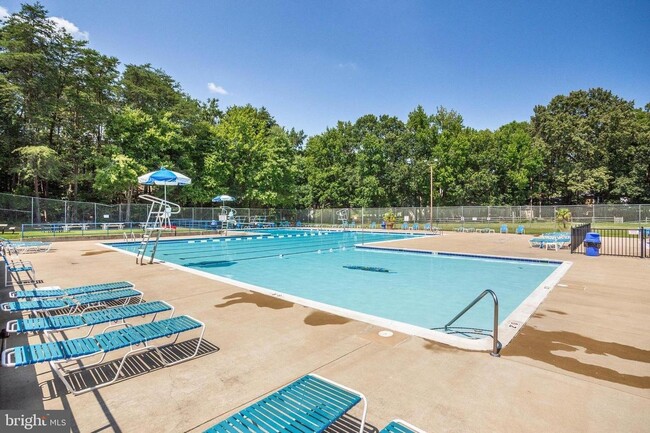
{"left": 211, "top": 194, "right": 236, "bottom": 203}
{"left": 138, "top": 167, "right": 191, "bottom": 201}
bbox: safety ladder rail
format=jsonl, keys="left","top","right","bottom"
{"left": 136, "top": 194, "right": 181, "bottom": 265}
{"left": 336, "top": 209, "right": 349, "bottom": 229}
{"left": 220, "top": 206, "right": 237, "bottom": 229}
{"left": 444, "top": 289, "right": 500, "bottom": 357}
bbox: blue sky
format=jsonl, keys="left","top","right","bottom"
{"left": 1, "top": 1, "right": 649, "bottom": 136}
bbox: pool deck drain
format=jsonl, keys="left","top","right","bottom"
{"left": 0, "top": 231, "right": 648, "bottom": 433}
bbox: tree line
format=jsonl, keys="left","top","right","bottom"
{"left": 1, "top": 3, "right": 649, "bottom": 209}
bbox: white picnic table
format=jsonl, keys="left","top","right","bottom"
{"left": 101, "top": 223, "right": 125, "bottom": 230}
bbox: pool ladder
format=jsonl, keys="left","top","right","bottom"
{"left": 136, "top": 194, "right": 181, "bottom": 265}
{"left": 437, "top": 289, "right": 501, "bottom": 357}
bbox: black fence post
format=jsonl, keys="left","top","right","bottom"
{"left": 571, "top": 223, "right": 591, "bottom": 254}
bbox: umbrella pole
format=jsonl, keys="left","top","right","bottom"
{"left": 222, "top": 205, "right": 227, "bottom": 236}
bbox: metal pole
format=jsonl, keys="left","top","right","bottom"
{"left": 429, "top": 159, "right": 438, "bottom": 230}
{"left": 429, "top": 164, "right": 433, "bottom": 230}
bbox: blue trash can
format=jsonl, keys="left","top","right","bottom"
{"left": 584, "top": 232, "right": 601, "bottom": 257}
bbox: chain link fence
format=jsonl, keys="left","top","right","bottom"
{"left": 2, "top": 192, "right": 650, "bottom": 231}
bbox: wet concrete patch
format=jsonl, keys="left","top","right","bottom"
{"left": 503, "top": 327, "right": 650, "bottom": 388}
{"left": 546, "top": 309, "right": 567, "bottom": 315}
{"left": 304, "top": 311, "right": 350, "bottom": 326}
{"left": 214, "top": 292, "right": 293, "bottom": 310}
{"left": 81, "top": 250, "right": 115, "bottom": 256}
{"left": 423, "top": 339, "right": 464, "bottom": 353}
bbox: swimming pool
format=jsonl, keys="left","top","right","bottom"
{"left": 107, "top": 229, "right": 569, "bottom": 350}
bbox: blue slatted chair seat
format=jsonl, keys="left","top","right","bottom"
{"left": 6, "top": 316, "right": 200, "bottom": 367}
{"left": 6, "top": 299, "right": 73, "bottom": 311}
{"left": 81, "top": 301, "right": 170, "bottom": 325}
{"left": 380, "top": 421, "right": 418, "bottom": 433}
{"left": 73, "top": 289, "right": 140, "bottom": 306}
{"left": 205, "top": 375, "right": 361, "bottom": 433}
{"left": 132, "top": 316, "right": 202, "bottom": 341}
{"left": 94, "top": 316, "right": 201, "bottom": 352}
{"left": 8, "top": 301, "right": 171, "bottom": 334}
{"left": 13, "top": 289, "right": 66, "bottom": 298}
{"left": 94, "top": 330, "right": 137, "bottom": 351}
{"left": 8, "top": 264, "right": 33, "bottom": 272}
{"left": 12, "top": 338, "right": 100, "bottom": 366}
{"left": 65, "top": 281, "right": 133, "bottom": 296}
{"left": 15, "top": 315, "right": 85, "bottom": 333}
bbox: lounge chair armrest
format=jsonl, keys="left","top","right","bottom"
{"left": 1, "top": 303, "right": 10, "bottom": 312}
{"left": 5, "top": 320, "right": 18, "bottom": 334}
{"left": 391, "top": 419, "right": 427, "bottom": 433}
{"left": 309, "top": 374, "right": 368, "bottom": 433}
{"left": 1, "top": 348, "right": 17, "bottom": 367}
{"left": 162, "top": 301, "right": 175, "bottom": 318}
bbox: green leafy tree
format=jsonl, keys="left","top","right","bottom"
{"left": 13, "top": 145, "right": 60, "bottom": 222}
{"left": 531, "top": 88, "right": 639, "bottom": 204}
{"left": 556, "top": 208, "right": 572, "bottom": 229}
{"left": 303, "top": 121, "right": 357, "bottom": 207}
{"left": 94, "top": 154, "right": 146, "bottom": 220}
{"left": 203, "top": 105, "right": 296, "bottom": 207}
{"left": 13, "top": 145, "right": 60, "bottom": 196}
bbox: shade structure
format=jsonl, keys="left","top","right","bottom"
{"left": 138, "top": 168, "right": 191, "bottom": 201}
{"left": 211, "top": 194, "right": 236, "bottom": 203}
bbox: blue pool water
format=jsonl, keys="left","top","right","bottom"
{"left": 109, "top": 229, "right": 560, "bottom": 331}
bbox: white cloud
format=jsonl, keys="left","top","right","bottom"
{"left": 207, "top": 82, "right": 228, "bottom": 95}
{"left": 0, "top": 6, "right": 10, "bottom": 20}
{"left": 49, "top": 16, "right": 89, "bottom": 40}
{"left": 337, "top": 62, "right": 358, "bottom": 71}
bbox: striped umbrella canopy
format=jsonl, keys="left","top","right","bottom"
{"left": 211, "top": 194, "right": 236, "bottom": 203}
{"left": 138, "top": 167, "right": 191, "bottom": 201}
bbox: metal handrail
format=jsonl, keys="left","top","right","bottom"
{"left": 445, "top": 289, "right": 500, "bottom": 357}
{"left": 138, "top": 194, "right": 181, "bottom": 214}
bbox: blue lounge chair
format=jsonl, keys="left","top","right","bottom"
{"left": 6, "top": 300, "right": 174, "bottom": 337}
{"left": 401, "top": 222, "right": 409, "bottom": 230}
{"left": 203, "top": 374, "right": 367, "bottom": 433}
{"left": 516, "top": 225, "right": 525, "bottom": 234}
{"left": 500, "top": 224, "right": 508, "bottom": 234}
{"left": 296, "top": 221, "right": 302, "bottom": 227}
{"left": 381, "top": 419, "right": 426, "bottom": 433}
{"left": 1, "top": 239, "right": 52, "bottom": 254}
{"left": 10, "top": 281, "right": 134, "bottom": 299}
{"left": 1, "top": 249, "right": 36, "bottom": 287}
{"left": 1, "top": 315, "right": 205, "bottom": 395}
{"left": 1, "top": 288, "right": 143, "bottom": 314}
{"left": 370, "top": 221, "right": 377, "bottom": 229}
{"left": 412, "top": 223, "right": 419, "bottom": 230}
{"left": 3, "top": 258, "right": 36, "bottom": 287}
{"left": 529, "top": 234, "right": 571, "bottom": 250}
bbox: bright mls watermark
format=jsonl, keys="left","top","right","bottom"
{"left": 1, "top": 410, "right": 70, "bottom": 432}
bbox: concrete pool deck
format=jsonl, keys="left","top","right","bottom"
{"left": 1, "top": 231, "right": 648, "bottom": 432}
